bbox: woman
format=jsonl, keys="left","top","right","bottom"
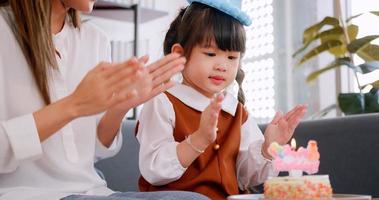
{"left": 0, "top": 0, "right": 208, "bottom": 200}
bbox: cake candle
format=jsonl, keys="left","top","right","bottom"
{"left": 289, "top": 138, "right": 302, "bottom": 177}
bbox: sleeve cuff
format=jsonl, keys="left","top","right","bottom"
{"left": 95, "top": 129, "right": 123, "bottom": 160}
{"left": 249, "top": 140, "right": 278, "bottom": 176}
{"left": 143, "top": 142, "right": 186, "bottom": 186}
{"left": 168, "top": 142, "right": 187, "bottom": 173}
{"left": 2, "top": 114, "right": 42, "bottom": 161}
{"left": 249, "top": 140, "right": 271, "bottom": 165}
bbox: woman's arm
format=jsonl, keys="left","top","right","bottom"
{"left": 1, "top": 114, "right": 43, "bottom": 173}
{"left": 33, "top": 95, "right": 80, "bottom": 141}
{"left": 34, "top": 59, "right": 143, "bottom": 142}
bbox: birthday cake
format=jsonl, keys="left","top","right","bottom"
{"left": 263, "top": 140, "right": 333, "bottom": 200}
{"left": 264, "top": 175, "right": 332, "bottom": 200}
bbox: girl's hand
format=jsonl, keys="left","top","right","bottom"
{"left": 68, "top": 58, "right": 144, "bottom": 117}
{"left": 192, "top": 93, "right": 224, "bottom": 147}
{"left": 110, "top": 53, "right": 186, "bottom": 112}
{"left": 262, "top": 104, "right": 308, "bottom": 157}
{"left": 176, "top": 94, "right": 223, "bottom": 167}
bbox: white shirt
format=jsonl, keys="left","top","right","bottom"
{"left": 0, "top": 9, "right": 122, "bottom": 200}
{"left": 136, "top": 84, "right": 277, "bottom": 191}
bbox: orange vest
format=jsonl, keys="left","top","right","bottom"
{"left": 138, "top": 92, "right": 248, "bottom": 200}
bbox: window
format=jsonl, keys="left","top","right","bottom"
{"left": 242, "top": 0, "right": 275, "bottom": 123}
{"left": 350, "top": 0, "right": 379, "bottom": 91}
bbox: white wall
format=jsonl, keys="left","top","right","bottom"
{"left": 89, "top": 0, "right": 187, "bottom": 63}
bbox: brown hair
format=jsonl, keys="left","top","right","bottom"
{"left": 1, "top": 0, "right": 80, "bottom": 104}
{"left": 163, "top": 3, "right": 247, "bottom": 104}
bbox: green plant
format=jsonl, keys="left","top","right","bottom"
{"left": 293, "top": 12, "right": 379, "bottom": 114}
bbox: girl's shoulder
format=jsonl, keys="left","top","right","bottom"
{"left": 145, "top": 92, "right": 174, "bottom": 109}
{"left": 138, "top": 92, "right": 176, "bottom": 124}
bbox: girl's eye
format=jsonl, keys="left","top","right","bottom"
{"left": 228, "top": 56, "right": 238, "bottom": 60}
{"left": 204, "top": 52, "right": 216, "bottom": 57}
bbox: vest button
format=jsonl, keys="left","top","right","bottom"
{"left": 213, "top": 144, "right": 220, "bottom": 150}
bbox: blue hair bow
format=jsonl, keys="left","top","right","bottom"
{"left": 187, "top": 0, "right": 252, "bottom": 26}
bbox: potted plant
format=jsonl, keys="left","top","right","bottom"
{"left": 293, "top": 12, "right": 379, "bottom": 115}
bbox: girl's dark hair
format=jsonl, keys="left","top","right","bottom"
{"left": 164, "top": 3, "right": 247, "bottom": 104}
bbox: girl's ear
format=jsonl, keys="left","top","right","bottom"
{"left": 171, "top": 43, "right": 184, "bottom": 56}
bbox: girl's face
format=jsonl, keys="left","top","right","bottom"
{"left": 182, "top": 41, "right": 241, "bottom": 98}
{"left": 61, "top": 0, "right": 96, "bottom": 13}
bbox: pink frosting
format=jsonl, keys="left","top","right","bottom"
{"left": 268, "top": 140, "right": 320, "bottom": 174}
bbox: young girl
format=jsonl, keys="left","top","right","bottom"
{"left": 136, "top": 0, "right": 307, "bottom": 199}
{"left": 0, "top": 0, "right": 208, "bottom": 199}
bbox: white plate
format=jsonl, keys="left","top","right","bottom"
{"left": 332, "top": 194, "right": 372, "bottom": 200}
{"left": 227, "top": 194, "right": 263, "bottom": 200}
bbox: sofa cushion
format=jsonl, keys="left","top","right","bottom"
{"left": 96, "top": 114, "right": 379, "bottom": 197}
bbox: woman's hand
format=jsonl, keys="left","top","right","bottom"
{"left": 34, "top": 58, "right": 145, "bottom": 141}
{"left": 96, "top": 53, "right": 185, "bottom": 147}
{"left": 262, "top": 105, "right": 307, "bottom": 158}
{"left": 109, "top": 53, "right": 186, "bottom": 112}
{"left": 191, "top": 93, "right": 224, "bottom": 149}
{"left": 67, "top": 58, "right": 145, "bottom": 117}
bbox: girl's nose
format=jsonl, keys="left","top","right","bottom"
{"left": 215, "top": 65, "right": 227, "bottom": 72}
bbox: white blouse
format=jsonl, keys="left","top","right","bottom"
{"left": 0, "top": 9, "right": 122, "bottom": 200}
{"left": 136, "top": 84, "right": 277, "bottom": 191}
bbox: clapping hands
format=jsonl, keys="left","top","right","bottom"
{"left": 262, "top": 105, "right": 308, "bottom": 158}
{"left": 197, "top": 93, "right": 224, "bottom": 145}
{"left": 69, "top": 53, "right": 185, "bottom": 117}
{"left": 110, "top": 53, "right": 186, "bottom": 112}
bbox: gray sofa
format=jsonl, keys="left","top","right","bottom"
{"left": 95, "top": 113, "right": 379, "bottom": 197}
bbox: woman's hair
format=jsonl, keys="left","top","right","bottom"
{"left": 164, "top": 3, "right": 247, "bottom": 104}
{"left": 1, "top": 0, "right": 80, "bottom": 104}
